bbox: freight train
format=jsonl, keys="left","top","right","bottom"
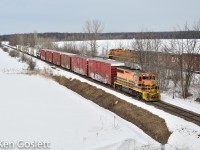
{"left": 13, "top": 45, "right": 160, "bottom": 101}
{"left": 108, "top": 49, "right": 136, "bottom": 60}
{"left": 109, "top": 49, "right": 200, "bottom": 72}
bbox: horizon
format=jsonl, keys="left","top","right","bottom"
{"left": 2, "top": 30, "right": 200, "bottom": 36}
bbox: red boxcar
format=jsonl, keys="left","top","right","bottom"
{"left": 53, "top": 52, "right": 61, "bottom": 66}
{"left": 71, "top": 56, "right": 88, "bottom": 76}
{"left": 45, "top": 50, "right": 53, "bottom": 63}
{"left": 183, "top": 53, "right": 200, "bottom": 71}
{"left": 158, "top": 53, "right": 200, "bottom": 72}
{"left": 61, "top": 52, "right": 76, "bottom": 70}
{"left": 40, "top": 49, "right": 46, "bottom": 60}
{"left": 88, "top": 58, "right": 124, "bottom": 85}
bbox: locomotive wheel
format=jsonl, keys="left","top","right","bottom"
{"left": 136, "top": 92, "right": 142, "bottom": 100}
{"left": 115, "top": 84, "right": 122, "bottom": 91}
{"left": 139, "top": 93, "right": 142, "bottom": 99}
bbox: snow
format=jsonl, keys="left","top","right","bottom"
{"left": 161, "top": 93, "right": 200, "bottom": 114}
{"left": 55, "top": 39, "right": 200, "bottom": 55}
{"left": 0, "top": 74, "right": 157, "bottom": 149}
{"left": 0, "top": 49, "right": 159, "bottom": 149}
{"left": 1, "top": 46, "right": 200, "bottom": 149}
{"left": 55, "top": 39, "right": 133, "bottom": 56}
{"left": 0, "top": 51, "right": 27, "bottom": 72}
{"left": 1, "top": 41, "right": 9, "bottom": 45}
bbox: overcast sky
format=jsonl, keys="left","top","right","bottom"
{"left": 1, "top": 0, "right": 200, "bottom": 34}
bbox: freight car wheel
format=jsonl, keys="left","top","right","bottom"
{"left": 131, "top": 89, "right": 137, "bottom": 97}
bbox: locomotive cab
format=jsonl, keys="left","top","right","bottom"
{"left": 138, "top": 73, "right": 160, "bottom": 101}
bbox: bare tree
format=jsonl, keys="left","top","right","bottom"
{"left": 34, "top": 37, "right": 57, "bottom": 49}
{"left": 9, "top": 34, "right": 23, "bottom": 46}
{"left": 18, "top": 34, "right": 25, "bottom": 45}
{"left": 101, "top": 40, "right": 110, "bottom": 57}
{"left": 27, "top": 58, "right": 36, "bottom": 70}
{"left": 132, "top": 33, "right": 155, "bottom": 71}
{"left": 132, "top": 33, "right": 171, "bottom": 91}
{"left": 171, "top": 69, "right": 180, "bottom": 99}
{"left": 83, "top": 19, "right": 104, "bottom": 57}
{"left": 32, "top": 30, "right": 38, "bottom": 47}
{"left": 168, "top": 21, "right": 200, "bottom": 98}
{"left": 132, "top": 33, "right": 163, "bottom": 72}
{"left": 79, "top": 41, "right": 89, "bottom": 56}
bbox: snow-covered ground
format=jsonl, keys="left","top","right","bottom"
{"left": 1, "top": 47, "right": 200, "bottom": 150}
{"left": 0, "top": 49, "right": 158, "bottom": 149}
{"left": 161, "top": 93, "right": 200, "bottom": 114}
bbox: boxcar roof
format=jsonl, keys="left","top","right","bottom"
{"left": 41, "top": 49, "right": 57, "bottom": 52}
{"left": 118, "top": 66, "right": 144, "bottom": 75}
{"left": 41, "top": 49, "right": 76, "bottom": 55}
{"left": 90, "top": 57, "right": 124, "bottom": 66}
{"left": 60, "top": 51, "right": 77, "bottom": 56}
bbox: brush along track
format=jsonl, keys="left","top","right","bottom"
{"left": 148, "top": 101, "right": 200, "bottom": 126}
{"left": 51, "top": 75, "right": 171, "bottom": 144}
{"left": 4, "top": 45, "right": 200, "bottom": 126}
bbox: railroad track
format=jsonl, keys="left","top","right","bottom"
{"left": 86, "top": 74, "right": 200, "bottom": 126}
{"left": 148, "top": 101, "right": 200, "bottom": 126}
{"left": 3, "top": 45, "right": 200, "bottom": 126}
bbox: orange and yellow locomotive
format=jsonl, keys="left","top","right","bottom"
{"left": 114, "top": 67, "right": 160, "bottom": 101}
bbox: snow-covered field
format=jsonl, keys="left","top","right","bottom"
{"left": 55, "top": 39, "right": 133, "bottom": 50}
{"left": 55, "top": 39, "right": 200, "bottom": 55}
{"left": 1, "top": 47, "right": 200, "bottom": 150}
{"left": 0, "top": 49, "right": 158, "bottom": 149}
{"left": 55, "top": 39, "right": 133, "bottom": 56}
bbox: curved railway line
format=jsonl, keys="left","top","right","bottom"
{"left": 149, "top": 101, "right": 200, "bottom": 126}
{"left": 108, "top": 84, "right": 200, "bottom": 126}
{"left": 2, "top": 44, "right": 200, "bottom": 127}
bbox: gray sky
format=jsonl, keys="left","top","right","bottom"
{"left": 1, "top": 0, "right": 200, "bottom": 34}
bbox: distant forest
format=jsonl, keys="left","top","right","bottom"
{"left": 1, "top": 31, "right": 200, "bottom": 46}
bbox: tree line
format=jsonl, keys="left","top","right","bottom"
{"left": 1, "top": 31, "right": 200, "bottom": 46}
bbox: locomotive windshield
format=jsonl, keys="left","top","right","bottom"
{"left": 142, "top": 75, "right": 155, "bottom": 80}
{"left": 142, "top": 76, "right": 150, "bottom": 80}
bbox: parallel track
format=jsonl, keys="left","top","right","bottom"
{"left": 2, "top": 44, "right": 200, "bottom": 126}
{"left": 148, "top": 101, "right": 200, "bottom": 126}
